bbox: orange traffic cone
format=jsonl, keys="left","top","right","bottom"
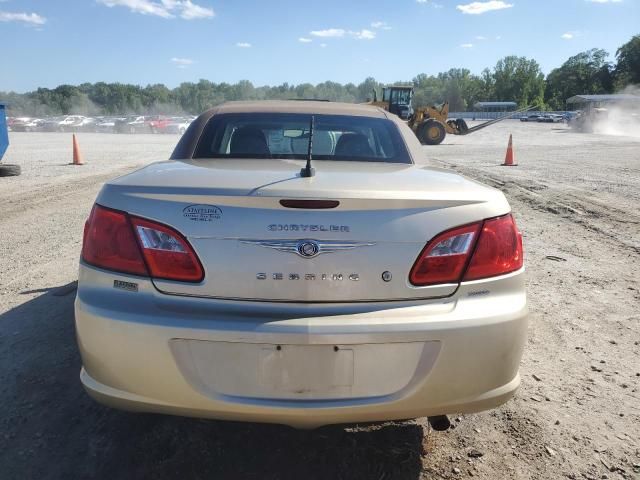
{"left": 502, "top": 134, "right": 516, "bottom": 166}
{"left": 72, "top": 134, "right": 84, "bottom": 165}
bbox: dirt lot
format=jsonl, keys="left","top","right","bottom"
{"left": 1, "top": 124, "right": 638, "bottom": 480}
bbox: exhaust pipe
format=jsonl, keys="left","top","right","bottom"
{"left": 428, "top": 415, "right": 451, "bottom": 431}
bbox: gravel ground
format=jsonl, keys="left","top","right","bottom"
{"left": 0, "top": 125, "right": 638, "bottom": 480}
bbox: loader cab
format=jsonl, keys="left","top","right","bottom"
{"left": 382, "top": 86, "right": 414, "bottom": 120}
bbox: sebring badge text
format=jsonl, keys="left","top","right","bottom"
{"left": 268, "top": 224, "right": 350, "bottom": 233}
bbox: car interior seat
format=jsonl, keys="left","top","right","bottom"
{"left": 334, "top": 133, "right": 374, "bottom": 157}
{"left": 290, "top": 130, "right": 335, "bottom": 156}
{"left": 230, "top": 127, "right": 271, "bottom": 155}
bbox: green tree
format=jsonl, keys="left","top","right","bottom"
{"left": 357, "top": 77, "right": 382, "bottom": 102}
{"left": 5, "top": 36, "right": 638, "bottom": 118}
{"left": 412, "top": 73, "right": 444, "bottom": 107}
{"left": 545, "top": 49, "right": 613, "bottom": 110}
{"left": 492, "top": 56, "right": 546, "bottom": 108}
{"left": 614, "top": 34, "right": 640, "bottom": 88}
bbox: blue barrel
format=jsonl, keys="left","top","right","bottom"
{"left": 0, "top": 103, "right": 8, "bottom": 161}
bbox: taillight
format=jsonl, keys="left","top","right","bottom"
{"left": 409, "top": 214, "right": 523, "bottom": 286}
{"left": 463, "top": 214, "right": 523, "bottom": 281}
{"left": 409, "top": 223, "right": 482, "bottom": 286}
{"left": 81, "top": 204, "right": 203, "bottom": 282}
{"left": 130, "top": 217, "right": 204, "bottom": 282}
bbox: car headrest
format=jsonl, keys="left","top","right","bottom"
{"left": 230, "top": 127, "right": 270, "bottom": 155}
{"left": 334, "top": 133, "right": 373, "bottom": 157}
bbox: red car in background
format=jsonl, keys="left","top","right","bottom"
{"left": 146, "top": 116, "right": 172, "bottom": 133}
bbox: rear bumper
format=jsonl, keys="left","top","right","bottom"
{"left": 80, "top": 368, "right": 520, "bottom": 428}
{"left": 75, "top": 265, "right": 528, "bottom": 428}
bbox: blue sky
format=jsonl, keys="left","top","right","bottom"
{"left": 1, "top": 0, "right": 638, "bottom": 92}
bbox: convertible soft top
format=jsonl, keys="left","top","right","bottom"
{"left": 211, "top": 100, "right": 387, "bottom": 117}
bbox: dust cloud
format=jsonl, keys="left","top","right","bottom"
{"left": 590, "top": 86, "right": 640, "bottom": 138}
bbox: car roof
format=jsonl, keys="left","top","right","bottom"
{"left": 209, "top": 100, "right": 388, "bottom": 118}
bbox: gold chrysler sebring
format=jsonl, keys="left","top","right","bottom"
{"left": 75, "top": 101, "right": 527, "bottom": 428}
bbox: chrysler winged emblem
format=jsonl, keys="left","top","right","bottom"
{"left": 240, "top": 239, "right": 375, "bottom": 259}
{"left": 297, "top": 241, "right": 320, "bottom": 258}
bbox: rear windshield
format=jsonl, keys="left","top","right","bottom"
{"left": 193, "top": 113, "right": 412, "bottom": 164}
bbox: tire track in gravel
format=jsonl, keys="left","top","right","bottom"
{"left": 0, "top": 164, "right": 147, "bottom": 306}
{"left": 424, "top": 154, "right": 639, "bottom": 480}
{"left": 0, "top": 165, "right": 144, "bottom": 221}
{"left": 2, "top": 131, "right": 638, "bottom": 480}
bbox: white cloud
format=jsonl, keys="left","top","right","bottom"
{"left": 98, "top": 0, "right": 171, "bottom": 17}
{"left": 171, "top": 57, "right": 193, "bottom": 67}
{"left": 310, "top": 28, "right": 345, "bottom": 38}
{"left": 371, "top": 21, "right": 391, "bottom": 30}
{"left": 310, "top": 27, "right": 378, "bottom": 41}
{"left": 0, "top": 11, "right": 46, "bottom": 25}
{"left": 350, "top": 29, "right": 376, "bottom": 40}
{"left": 475, "top": 35, "right": 486, "bottom": 40}
{"left": 586, "top": 0, "right": 622, "bottom": 2}
{"left": 456, "top": 1, "right": 513, "bottom": 14}
{"left": 298, "top": 37, "right": 312, "bottom": 43}
{"left": 320, "top": 43, "right": 327, "bottom": 48}
{"left": 178, "top": 0, "right": 214, "bottom": 19}
{"left": 416, "top": 0, "right": 444, "bottom": 6}
{"left": 561, "top": 30, "right": 581, "bottom": 40}
{"left": 236, "top": 42, "right": 251, "bottom": 48}
{"left": 460, "top": 43, "right": 474, "bottom": 48}
{"left": 97, "top": 0, "right": 213, "bottom": 20}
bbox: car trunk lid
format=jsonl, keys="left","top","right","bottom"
{"left": 98, "top": 159, "right": 509, "bottom": 302}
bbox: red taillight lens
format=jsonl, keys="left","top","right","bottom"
{"left": 81, "top": 204, "right": 204, "bottom": 282}
{"left": 463, "top": 214, "right": 523, "bottom": 281}
{"left": 82, "top": 205, "right": 148, "bottom": 276}
{"left": 409, "top": 214, "right": 523, "bottom": 286}
{"left": 409, "top": 223, "right": 482, "bottom": 286}
{"left": 130, "top": 217, "right": 204, "bottom": 282}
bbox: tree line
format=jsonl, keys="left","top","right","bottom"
{"left": 3, "top": 34, "right": 638, "bottom": 117}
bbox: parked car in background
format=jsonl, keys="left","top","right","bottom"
{"left": 57, "top": 115, "right": 87, "bottom": 132}
{"left": 11, "top": 117, "right": 44, "bottom": 132}
{"left": 162, "top": 116, "right": 193, "bottom": 134}
{"left": 75, "top": 100, "right": 528, "bottom": 428}
{"left": 95, "top": 116, "right": 123, "bottom": 133}
{"left": 520, "top": 114, "right": 542, "bottom": 122}
{"left": 40, "top": 116, "right": 64, "bottom": 132}
{"left": 114, "top": 116, "right": 148, "bottom": 134}
{"left": 537, "top": 114, "right": 564, "bottom": 123}
{"left": 76, "top": 116, "right": 100, "bottom": 131}
{"left": 146, "top": 116, "right": 172, "bottom": 133}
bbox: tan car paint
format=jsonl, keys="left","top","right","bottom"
{"left": 75, "top": 101, "right": 527, "bottom": 427}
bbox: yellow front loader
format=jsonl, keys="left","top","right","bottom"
{"left": 368, "top": 86, "right": 531, "bottom": 145}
